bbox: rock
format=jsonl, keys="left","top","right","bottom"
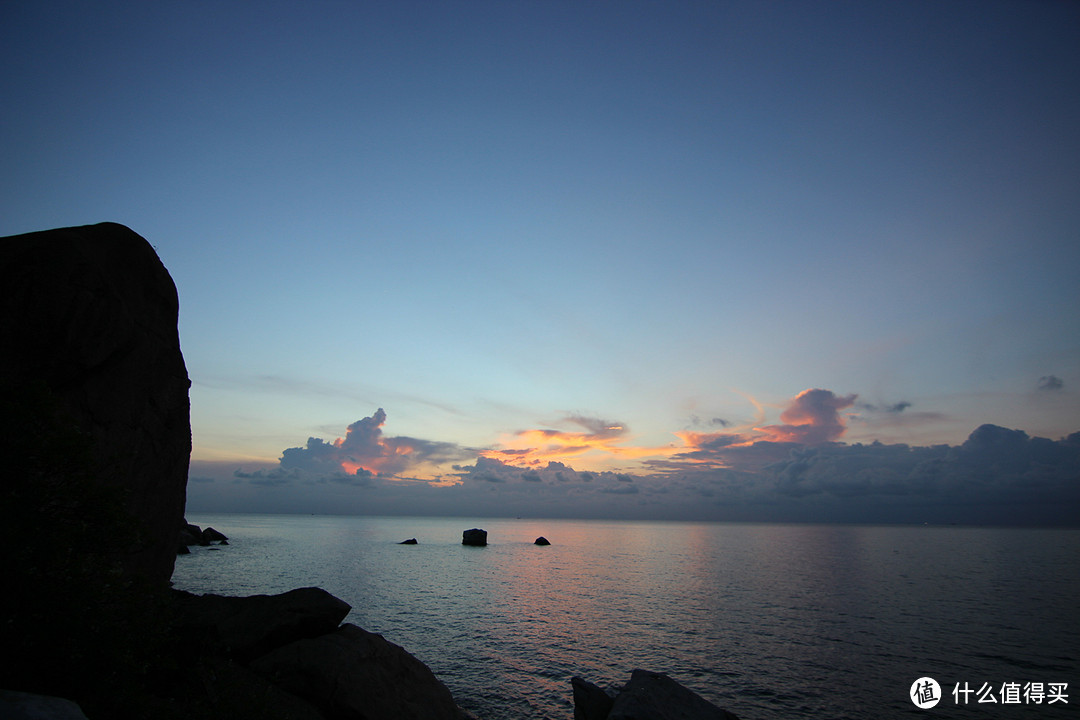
{"left": 202, "top": 526, "right": 228, "bottom": 544}
{"left": 399, "top": 538, "right": 419, "bottom": 544}
{"left": 179, "top": 522, "right": 204, "bottom": 547}
{"left": 535, "top": 536, "right": 551, "bottom": 545}
{"left": 608, "top": 670, "right": 740, "bottom": 720}
{"left": 250, "top": 622, "right": 467, "bottom": 720}
{"left": 0, "top": 690, "right": 89, "bottom": 720}
{"left": 1, "top": 222, "right": 191, "bottom": 588}
{"left": 462, "top": 528, "right": 488, "bottom": 546}
{"left": 572, "top": 676, "right": 614, "bottom": 720}
{"left": 185, "top": 656, "right": 326, "bottom": 720}
{"left": 177, "top": 543, "right": 191, "bottom": 555}
{"left": 172, "top": 586, "right": 352, "bottom": 662}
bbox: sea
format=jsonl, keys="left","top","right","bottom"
{"left": 172, "top": 515, "right": 1080, "bottom": 720}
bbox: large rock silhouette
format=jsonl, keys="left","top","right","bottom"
{"left": 0, "top": 222, "right": 191, "bottom": 587}
{"left": 572, "top": 670, "right": 741, "bottom": 720}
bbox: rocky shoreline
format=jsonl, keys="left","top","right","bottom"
{"left": 0, "top": 222, "right": 741, "bottom": 720}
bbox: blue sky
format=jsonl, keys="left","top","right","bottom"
{"left": 3, "top": 1, "right": 1078, "bottom": 522}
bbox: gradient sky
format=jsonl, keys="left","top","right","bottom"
{"left": 3, "top": 1, "right": 1079, "bottom": 523}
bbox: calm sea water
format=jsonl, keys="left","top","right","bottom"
{"left": 173, "top": 515, "right": 1079, "bottom": 720}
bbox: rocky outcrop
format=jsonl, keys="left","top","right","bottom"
{"left": 462, "top": 528, "right": 488, "bottom": 546}
{"left": 572, "top": 676, "right": 615, "bottom": 720}
{"left": 173, "top": 588, "right": 474, "bottom": 720}
{"left": 534, "top": 536, "right": 551, "bottom": 545}
{"left": 1, "top": 223, "right": 191, "bottom": 716}
{"left": 573, "top": 670, "right": 740, "bottom": 720}
{"left": 251, "top": 623, "right": 467, "bottom": 720}
{"left": 179, "top": 521, "right": 229, "bottom": 549}
{"left": 1, "top": 222, "right": 191, "bottom": 587}
{"left": 399, "top": 537, "right": 419, "bottom": 544}
{"left": 0, "top": 690, "right": 90, "bottom": 720}
{"left": 172, "top": 587, "right": 351, "bottom": 662}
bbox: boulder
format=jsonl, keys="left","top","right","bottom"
{"left": 1, "top": 222, "right": 191, "bottom": 588}
{"left": 571, "top": 676, "right": 614, "bottom": 720}
{"left": 250, "top": 622, "right": 468, "bottom": 720}
{"left": 179, "top": 527, "right": 202, "bottom": 547}
{"left": 399, "top": 538, "right": 419, "bottom": 544}
{"left": 172, "top": 587, "right": 352, "bottom": 661}
{"left": 462, "top": 528, "right": 488, "bottom": 546}
{"left": 535, "top": 536, "right": 551, "bottom": 545}
{"left": 202, "top": 526, "right": 228, "bottom": 544}
{"left": 0, "top": 690, "right": 89, "bottom": 720}
{"left": 607, "top": 670, "right": 740, "bottom": 720}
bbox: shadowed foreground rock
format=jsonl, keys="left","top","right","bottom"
{"left": 0, "top": 222, "right": 191, "bottom": 587}
{"left": 1, "top": 222, "right": 190, "bottom": 715}
{"left": 251, "top": 623, "right": 468, "bottom": 720}
{"left": 0, "top": 691, "right": 90, "bottom": 720}
{"left": 573, "top": 670, "right": 740, "bottom": 720}
{"left": 173, "top": 588, "right": 475, "bottom": 720}
{"left": 172, "top": 587, "right": 351, "bottom": 662}
{"left": 572, "top": 676, "right": 615, "bottom": 720}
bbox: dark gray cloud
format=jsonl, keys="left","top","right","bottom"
{"left": 860, "top": 400, "right": 912, "bottom": 413}
{"left": 1039, "top": 375, "right": 1064, "bottom": 391}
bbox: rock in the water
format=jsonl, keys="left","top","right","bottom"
{"left": 535, "top": 536, "right": 551, "bottom": 545}
{"left": 572, "top": 676, "right": 614, "bottom": 720}
{"left": 250, "top": 622, "right": 468, "bottom": 720}
{"left": 202, "top": 526, "right": 228, "bottom": 544}
{"left": 608, "top": 670, "right": 740, "bottom": 720}
{"left": 399, "top": 538, "right": 419, "bottom": 544}
{"left": 172, "top": 587, "right": 352, "bottom": 661}
{"left": 0, "top": 690, "right": 89, "bottom": 720}
{"left": 1, "top": 222, "right": 191, "bottom": 588}
{"left": 462, "top": 528, "right": 488, "bottom": 546}
{"left": 178, "top": 526, "right": 202, "bottom": 547}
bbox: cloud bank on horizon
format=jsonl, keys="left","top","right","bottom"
{"left": 189, "top": 388, "right": 1080, "bottom": 526}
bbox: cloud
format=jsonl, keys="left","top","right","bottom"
{"left": 759, "top": 425, "right": 1080, "bottom": 515}
{"left": 755, "top": 388, "right": 857, "bottom": 444}
{"left": 238, "top": 409, "right": 477, "bottom": 484}
{"left": 193, "top": 394, "right": 1080, "bottom": 526}
{"left": 859, "top": 400, "right": 912, "bottom": 413}
{"left": 1039, "top": 375, "right": 1064, "bottom": 391}
{"left": 481, "top": 414, "right": 678, "bottom": 468}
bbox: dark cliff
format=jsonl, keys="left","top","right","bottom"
{"left": 0, "top": 222, "right": 191, "bottom": 587}
{"left": 0, "top": 223, "right": 191, "bottom": 713}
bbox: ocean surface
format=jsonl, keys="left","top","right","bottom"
{"left": 173, "top": 515, "right": 1079, "bottom": 719}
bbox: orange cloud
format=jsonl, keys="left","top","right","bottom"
{"left": 483, "top": 415, "right": 681, "bottom": 469}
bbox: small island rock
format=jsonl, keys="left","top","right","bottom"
{"left": 399, "top": 538, "right": 418, "bottom": 545}
{"left": 462, "top": 528, "right": 488, "bottom": 546}
{"left": 534, "top": 536, "right": 551, "bottom": 546}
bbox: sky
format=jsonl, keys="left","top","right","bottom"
{"left": 2, "top": 1, "right": 1079, "bottom": 524}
